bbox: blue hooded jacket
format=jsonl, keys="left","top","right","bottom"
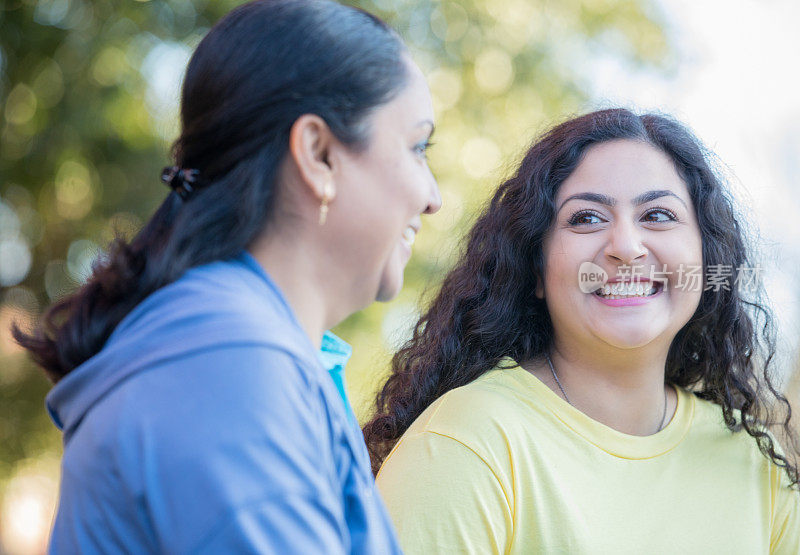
{"left": 45, "top": 252, "right": 401, "bottom": 554}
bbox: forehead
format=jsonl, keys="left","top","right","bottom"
{"left": 557, "top": 139, "right": 689, "bottom": 201}
{"left": 370, "top": 57, "right": 433, "bottom": 130}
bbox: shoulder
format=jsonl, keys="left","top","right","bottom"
{"left": 687, "top": 392, "right": 770, "bottom": 454}
{"left": 86, "top": 346, "right": 347, "bottom": 553}
{"left": 382, "top": 368, "right": 533, "bottom": 482}
{"left": 125, "top": 256, "right": 281, "bottom": 331}
{"left": 376, "top": 371, "right": 517, "bottom": 552}
{"left": 83, "top": 344, "right": 340, "bottom": 507}
{"left": 660, "top": 390, "right": 800, "bottom": 550}
{"left": 107, "top": 256, "right": 316, "bottom": 367}
{"left": 99, "top": 345, "right": 329, "bottom": 447}
{"left": 685, "top": 391, "right": 797, "bottom": 490}
{"left": 407, "top": 367, "right": 539, "bottom": 444}
{"left": 680, "top": 391, "right": 776, "bottom": 472}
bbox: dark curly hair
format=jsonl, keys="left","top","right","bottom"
{"left": 363, "top": 108, "right": 800, "bottom": 489}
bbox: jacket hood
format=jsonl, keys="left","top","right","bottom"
{"left": 46, "top": 253, "right": 319, "bottom": 442}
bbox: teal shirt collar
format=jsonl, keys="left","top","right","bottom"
{"left": 317, "top": 331, "right": 356, "bottom": 423}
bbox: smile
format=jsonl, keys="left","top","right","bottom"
{"left": 594, "top": 281, "right": 661, "bottom": 299}
{"left": 592, "top": 280, "right": 664, "bottom": 306}
{"left": 401, "top": 226, "right": 417, "bottom": 247}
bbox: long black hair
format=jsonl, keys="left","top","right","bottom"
{"left": 364, "top": 108, "right": 800, "bottom": 488}
{"left": 15, "top": 0, "right": 408, "bottom": 382}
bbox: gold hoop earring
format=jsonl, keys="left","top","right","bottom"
{"left": 318, "top": 181, "right": 333, "bottom": 226}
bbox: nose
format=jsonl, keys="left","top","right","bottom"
{"left": 604, "top": 220, "right": 647, "bottom": 265}
{"left": 423, "top": 173, "right": 442, "bottom": 215}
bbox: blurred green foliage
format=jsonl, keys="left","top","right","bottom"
{"left": 0, "top": 0, "right": 670, "bottom": 520}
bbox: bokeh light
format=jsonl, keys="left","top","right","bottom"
{"left": 0, "top": 199, "right": 32, "bottom": 287}
{"left": 0, "top": 458, "right": 59, "bottom": 555}
{"left": 474, "top": 48, "right": 514, "bottom": 95}
{"left": 459, "top": 136, "right": 501, "bottom": 179}
{"left": 54, "top": 160, "right": 95, "bottom": 221}
{"left": 4, "top": 84, "right": 37, "bottom": 126}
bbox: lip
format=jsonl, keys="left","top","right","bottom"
{"left": 593, "top": 281, "right": 664, "bottom": 306}
{"left": 399, "top": 234, "right": 412, "bottom": 253}
{"left": 605, "top": 277, "right": 652, "bottom": 284}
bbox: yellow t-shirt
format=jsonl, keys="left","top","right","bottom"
{"left": 376, "top": 363, "right": 799, "bottom": 554}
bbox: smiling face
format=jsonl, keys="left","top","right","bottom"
{"left": 541, "top": 139, "right": 704, "bottom": 352}
{"left": 331, "top": 57, "right": 441, "bottom": 305}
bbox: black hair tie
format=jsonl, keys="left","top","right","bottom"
{"left": 161, "top": 166, "right": 201, "bottom": 200}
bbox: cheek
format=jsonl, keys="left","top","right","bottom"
{"left": 648, "top": 220, "right": 700, "bottom": 260}
{"left": 665, "top": 230, "right": 704, "bottom": 272}
{"left": 681, "top": 220, "right": 704, "bottom": 261}
{"left": 545, "top": 233, "right": 598, "bottom": 281}
{"left": 374, "top": 165, "right": 420, "bottom": 211}
{"left": 397, "top": 164, "right": 431, "bottom": 206}
{"left": 542, "top": 252, "right": 578, "bottom": 304}
{"left": 661, "top": 233, "right": 704, "bottom": 314}
{"left": 543, "top": 234, "right": 570, "bottom": 270}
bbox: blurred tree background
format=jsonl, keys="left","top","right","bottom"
{"left": 0, "top": 0, "right": 672, "bottom": 551}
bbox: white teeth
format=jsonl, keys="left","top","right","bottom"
{"left": 596, "top": 282, "right": 658, "bottom": 299}
{"left": 402, "top": 226, "right": 416, "bottom": 246}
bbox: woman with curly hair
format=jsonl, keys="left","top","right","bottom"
{"left": 365, "top": 108, "right": 799, "bottom": 553}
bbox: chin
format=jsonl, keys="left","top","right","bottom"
{"left": 375, "top": 256, "right": 406, "bottom": 303}
{"left": 595, "top": 327, "right": 663, "bottom": 350}
{"left": 376, "top": 287, "right": 401, "bottom": 303}
{"left": 375, "top": 275, "right": 403, "bottom": 303}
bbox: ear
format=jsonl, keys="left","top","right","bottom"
{"left": 288, "top": 114, "right": 337, "bottom": 202}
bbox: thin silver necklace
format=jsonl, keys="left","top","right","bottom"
{"left": 544, "top": 354, "right": 669, "bottom": 433}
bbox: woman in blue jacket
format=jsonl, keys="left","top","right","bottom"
{"left": 14, "top": 0, "right": 440, "bottom": 552}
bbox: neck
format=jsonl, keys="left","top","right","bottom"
{"left": 248, "top": 227, "right": 347, "bottom": 350}
{"left": 530, "top": 337, "right": 675, "bottom": 436}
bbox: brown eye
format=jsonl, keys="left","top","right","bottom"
{"left": 642, "top": 208, "right": 677, "bottom": 222}
{"left": 568, "top": 210, "right": 604, "bottom": 226}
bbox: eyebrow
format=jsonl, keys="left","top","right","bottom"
{"left": 557, "top": 189, "right": 688, "bottom": 213}
{"left": 417, "top": 120, "right": 435, "bottom": 135}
